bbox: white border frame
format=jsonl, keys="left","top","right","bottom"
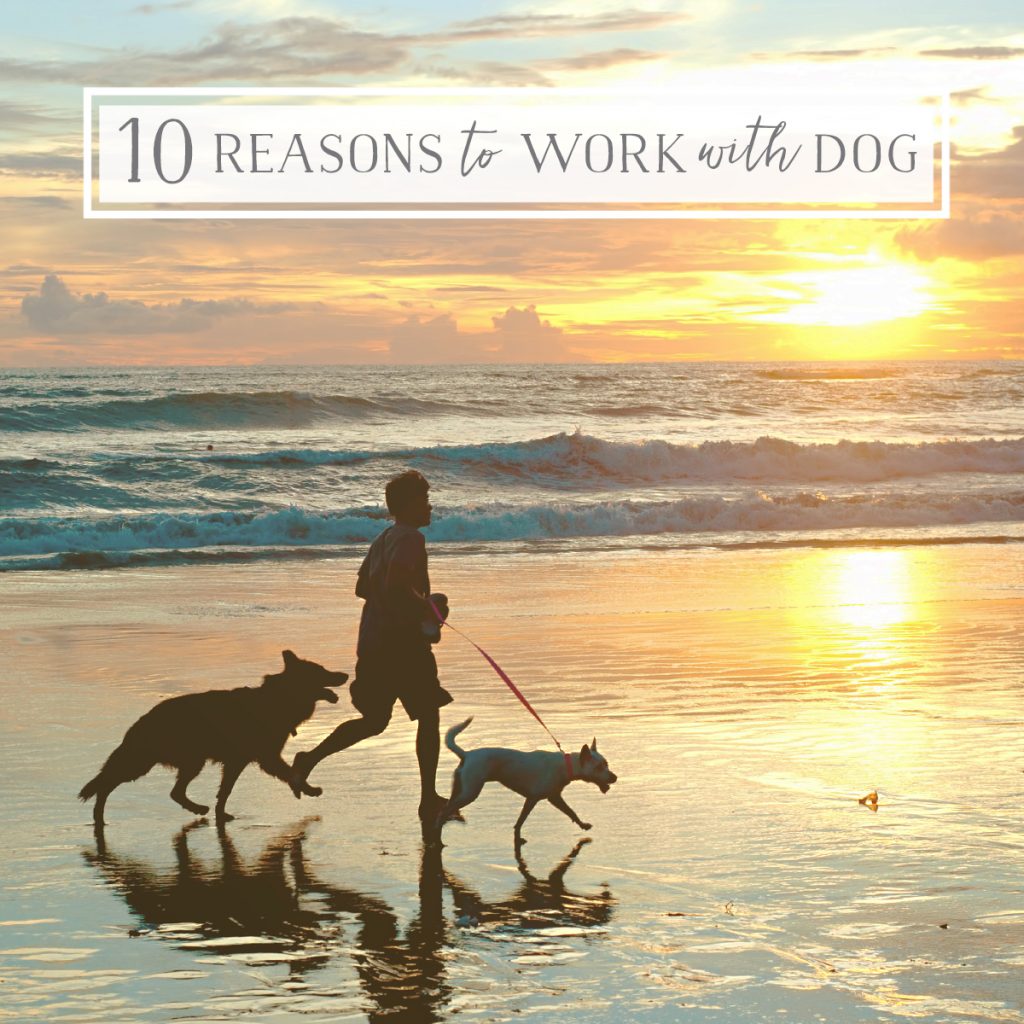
{"left": 83, "top": 87, "right": 951, "bottom": 220}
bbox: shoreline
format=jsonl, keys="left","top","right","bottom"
{"left": 4, "top": 519, "right": 1024, "bottom": 575}
{"left": 2, "top": 540, "right": 1022, "bottom": 1022}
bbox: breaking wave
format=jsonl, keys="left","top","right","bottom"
{"left": 3, "top": 489, "right": 1023, "bottom": 568}
{"left": 0, "top": 390, "right": 499, "bottom": 432}
{"left": 202, "top": 432, "right": 1024, "bottom": 484}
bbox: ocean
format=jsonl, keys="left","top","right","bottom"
{"left": 3, "top": 363, "right": 1023, "bottom": 1022}
{"left": 2, "top": 362, "right": 1023, "bottom": 571}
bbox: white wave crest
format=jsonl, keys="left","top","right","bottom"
{"left": 3, "top": 489, "right": 1023, "bottom": 561}
{"left": 202, "top": 432, "right": 1024, "bottom": 484}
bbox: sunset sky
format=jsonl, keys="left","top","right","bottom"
{"left": 1, "top": 0, "right": 1021, "bottom": 365}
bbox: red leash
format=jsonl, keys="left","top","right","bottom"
{"left": 429, "top": 598, "right": 565, "bottom": 754}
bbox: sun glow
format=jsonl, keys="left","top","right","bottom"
{"left": 761, "top": 262, "right": 934, "bottom": 327}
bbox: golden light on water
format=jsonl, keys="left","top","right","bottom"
{"left": 829, "top": 550, "right": 922, "bottom": 685}
{"left": 831, "top": 550, "right": 915, "bottom": 631}
{"left": 783, "top": 548, "right": 931, "bottom": 688}
{"left": 785, "top": 549, "right": 923, "bottom": 631}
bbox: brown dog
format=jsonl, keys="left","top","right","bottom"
{"left": 79, "top": 650, "right": 347, "bottom": 825}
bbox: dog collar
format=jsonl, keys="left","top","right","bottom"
{"left": 563, "top": 752, "right": 574, "bottom": 781}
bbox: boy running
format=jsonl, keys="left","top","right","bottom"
{"left": 291, "top": 470, "right": 453, "bottom": 830}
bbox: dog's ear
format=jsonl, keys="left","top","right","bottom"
{"left": 282, "top": 649, "right": 297, "bottom": 667}
{"left": 580, "top": 743, "right": 592, "bottom": 763}
{"left": 590, "top": 737, "right": 597, "bottom": 751}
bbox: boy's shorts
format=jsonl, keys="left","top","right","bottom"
{"left": 350, "top": 643, "right": 453, "bottom": 722}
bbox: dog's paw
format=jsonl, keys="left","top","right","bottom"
{"left": 580, "top": 821, "right": 592, "bottom": 831}
{"left": 216, "top": 811, "right": 235, "bottom": 823}
{"left": 301, "top": 783, "right": 322, "bottom": 798}
{"left": 191, "top": 804, "right": 210, "bottom": 816}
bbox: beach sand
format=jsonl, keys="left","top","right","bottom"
{"left": 2, "top": 543, "right": 1022, "bottom": 1022}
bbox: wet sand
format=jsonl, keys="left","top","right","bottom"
{"left": 2, "top": 544, "right": 1023, "bottom": 1022}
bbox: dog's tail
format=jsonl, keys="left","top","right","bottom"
{"left": 78, "top": 773, "right": 103, "bottom": 802}
{"left": 444, "top": 717, "right": 473, "bottom": 760}
{"left": 78, "top": 741, "right": 149, "bottom": 802}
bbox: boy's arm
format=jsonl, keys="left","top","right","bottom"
{"left": 384, "top": 535, "right": 434, "bottom": 618}
{"left": 355, "top": 558, "right": 370, "bottom": 598}
{"left": 386, "top": 560, "right": 433, "bottom": 616}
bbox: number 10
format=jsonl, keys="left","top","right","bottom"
{"left": 118, "top": 117, "right": 193, "bottom": 184}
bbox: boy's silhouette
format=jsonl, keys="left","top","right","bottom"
{"left": 291, "top": 470, "right": 453, "bottom": 829}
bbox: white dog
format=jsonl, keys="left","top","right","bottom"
{"left": 437, "top": 718, "right": 617, "bottom": 844}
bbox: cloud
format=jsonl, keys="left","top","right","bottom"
{"left": 389, "top": 312, "right": 488, "bottom": 362}
{"left": 4, "top": 263, "right": 53, "bottom": 275}
{"left": 541, "top": 48, "right": 664, "bottom": 71}
{"left": 953, "top": 126, "right": 1024, "bottom": 199}
{"left": 0, "top": 5, "right": 688, "bottom": 94}
{"left": 0, "top": 102, "right": 77, "bottom": 136}
{"left": 418, "top": 46, "right": 662, "bottom": 86}
{"left": 763, "top": 42, "right": 1024, "bottom": 63}
{"left": 919, "top": 46, "right": 1024, "bottom": 60}
{"left": 782, "top": 48, "right": 894, "bottom": 60}
{"left": 131, "top": 0, "right": 195, "bottom": 12}
{"left": 894, "top": 126, "right": 1024, "bottom": 261}
{"left": 0, "top": 17, "right": 411, "bottom": 85}
{"left": 435, "top": 285, "right": 509, "bottom": 293}
{"left": 896, "top": 211, "right": 1024, "bottom": 261}
{"left": 420, "top": 61, "right": 552, "bottom": 86}
{"left": 0, "top": 150, "right": 79, "bottom": 178}
{"left": 490, "top": 304, "right": 568, "bottom": 359}
{"left": 443, "top": 10, "right": 689, "bottom": 41}
{"left": 951, "top": 87, "right": 989, "bottom": 103}
{"left": 21, "top": 274, "right": 297, "bottom": 335}
{"left": 0, "top": 9, "right": 682, "bottom": 87}
{"left": 389, "top": 305, "right": 576, "bottom": 362}
{"left": 1, "top": 195, "right": 71, "bottom": 208}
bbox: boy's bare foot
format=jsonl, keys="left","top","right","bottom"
{"left": 419, "top": 793, "right": 464, "bottom": 824}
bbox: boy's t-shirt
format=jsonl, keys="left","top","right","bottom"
{"left": 355, "top": 523, "right": 430, "bottom": 656}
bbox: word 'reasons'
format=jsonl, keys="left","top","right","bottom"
{"left": 215, "top": 131, "right": 444, "bottom": 174}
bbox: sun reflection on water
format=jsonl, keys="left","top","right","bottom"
{"left": 772, "top": 549, "right": 945, "bottom": 804}
{"left": 831, "top": 550, "right": 915, "bottom": 631}
{"left": 782, "top": 548, "right": 934, "bottom": 691}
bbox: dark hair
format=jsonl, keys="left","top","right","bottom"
{"left": 385, "top": 470, "right": 429, "bottom": 516}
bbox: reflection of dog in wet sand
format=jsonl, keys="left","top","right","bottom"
{"left": 79, "top": 651, "right": 347, "bottom": 825}
{"left": 84, "top": 819, "right": 329, "bottom": 946}
{"left": 447, "top": 838, "right": 615, "bottom": 931}
{"left": 437, "top": 718, "right": 618, "bottom": 844}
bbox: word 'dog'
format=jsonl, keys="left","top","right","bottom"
{"left": 816, "top": 133, "right": 917, "bottom": 174}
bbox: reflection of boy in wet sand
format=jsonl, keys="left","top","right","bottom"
{"left": 85, "top": 819, "right": 452, "bottom": 1016}
{"left": 291, "top": 470, "right": 453, "bottom": 829}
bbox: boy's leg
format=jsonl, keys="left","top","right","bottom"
{"left": 415, "top": 705, "right": 442, "bottom": 820}
{"left": 309, "top": 711, "right": 391, "bottom": 761}
{"left": 291, "top": 653, "right": 394, "bottom": 793}
{"left": 290, "top": 709, "right": 390, "bottom": 796}
{"left": 417, "top": 705, "right": 449, "bottom": 841}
